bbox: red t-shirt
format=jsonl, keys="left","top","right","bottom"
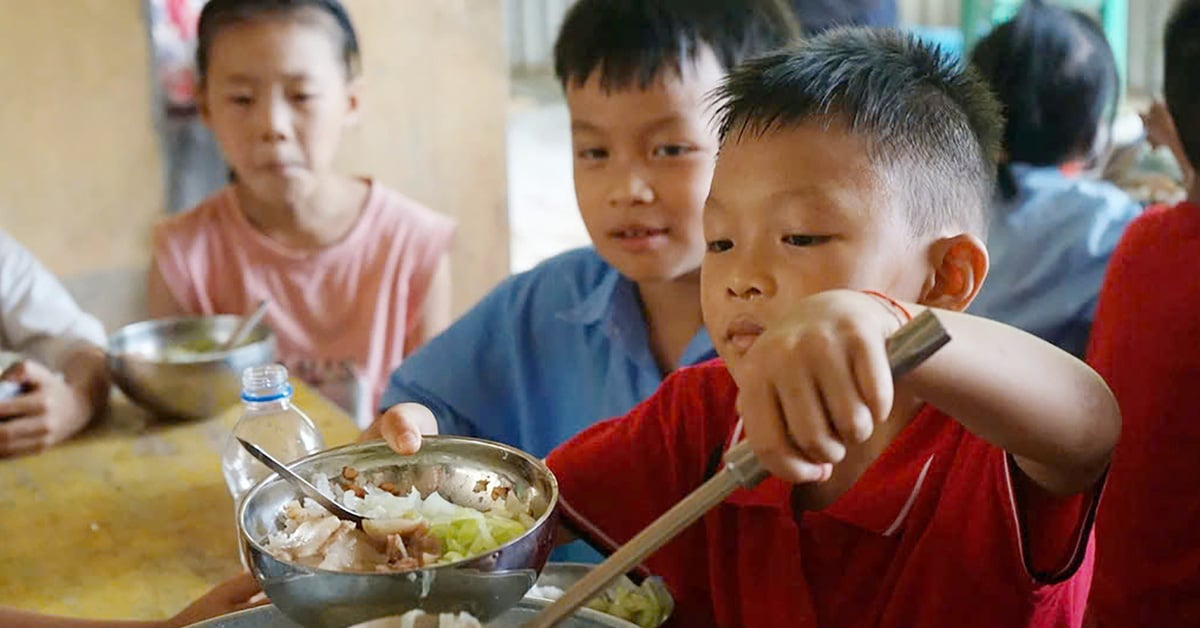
{"left": 1086, "top": 201, "right": 1200, "bottom": 626}
{"left": 547, "top": 361, "right": 1099, "bottom": 627}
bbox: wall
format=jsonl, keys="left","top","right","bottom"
{"left": 506, "top": 0, "right": 1171, "bottom": 96}
{"left": 340, "top": 0, "right": 510, "bottom": 316}
{"left": 0, "top": 0, "right": 163, "bottom": 282}
{"left": 0, "top": 0, "right": 509, "bottom": 329}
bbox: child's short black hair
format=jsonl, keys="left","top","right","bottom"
{"left": 553, "top": 0, "right": 801, "bottom": 91}
{"left": 196, "top": 0, "right": 361, "bottom": 86}
{"left": 1165, "top": 0, "right": 1200, "bottom": 171}
{"left": 714, "top": 28, "right": 1002, "bottom": 237}
{"left": 970, "top": 0, "right": 1117, "bottom": 198}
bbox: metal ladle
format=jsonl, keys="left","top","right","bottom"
{"left": 237, "top": 437, "right": 366, "bottom": 528}
{"left": 528, "top": 309, "right": 951, "bottom": 627}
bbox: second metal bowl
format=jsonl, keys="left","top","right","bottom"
{"left": 107, "top": 315, "right": 275, "bottom": 420}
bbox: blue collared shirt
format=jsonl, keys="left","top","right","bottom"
{"left": 971, "top": 164, "right": 1141, "bottom": 357}
{"left": 381, "top": 247, "right": 716, "bottom": 562}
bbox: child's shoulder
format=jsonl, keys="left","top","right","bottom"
{"left": 367, "top": 181, "right": 455, "bottom": 235}
{"left": 153, "top": 187, "right": 236, "bottom": 245}
{"left": 1130, "top": 198, "right": 1200, "bottom": 235}
{"left": 1110, "top": 199, "right": 1200, "bottom": 264}
{"left": 484, "top": 247, "right": 616, "bottom": 312}
{"left": 1013, "top": 165, "right": 1138, "bottom": 218}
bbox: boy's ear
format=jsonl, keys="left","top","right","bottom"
{"left": 197, "top": 87, "right": 213, "bottom": 126}
{"left": 920, "top": 233, "right": 988, "bottom": 312}
{"left": 344, "top": 77, "right": 364, "bottom": 127}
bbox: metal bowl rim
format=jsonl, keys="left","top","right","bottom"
{"left": 239, "top": 436, "right": 560, "bottom": 575}
{"left": 106, "top": 315, "right": 275, "bottom": 364}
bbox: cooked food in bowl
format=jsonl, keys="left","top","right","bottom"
{"left": 240, "top": 438, "right": 559, "bottom": 627}
{"left": 528, "top": 578, "right": 669, "bottom": 628}
{"left": 264, "top": 465, "right": 535, "bottom": 572}
{"left": 159, "top": 336, "right": 225, "bottom": 361}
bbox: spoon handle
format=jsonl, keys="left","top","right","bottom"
{"left": 528, "top": 309, "right": 950, "bottom": 628}
{"left": 222, "top": 300, "right": 270, "bottom": 351}
{"left": 236, "top": 437, "right": 364, "bottom": 527}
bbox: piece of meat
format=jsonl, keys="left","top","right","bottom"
{"left": 385, "top": 532, "right": 410, "bottom": 562}
{"left": 363, "top": 517, "right": 427, "bottom": 543}
{"left": 338, "top": 478, "right": 366, "bottom": 498}
{"left": 272, "top": 516, "right": 345, "bottom": 559}
{"left": 408, "top": 528, "right": 443, "bottom": 562}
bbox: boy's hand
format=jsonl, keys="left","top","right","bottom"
{"left": 164, "top": 572, "right": 267, "bottom": 628}
{"left": 364, "top": 402, "right": 438, "bottom": 455}
{"left": 734, "top": 290, "right": 902, "bottom": 485}
{"left": 0, "top": 360, "right": 89, "bottom": 456}
{"left": 1142, "top": 100, "right": 1179, "bottom": 151}
{"left": 1142, "top": 100, "right": 1195, "bottom": 188}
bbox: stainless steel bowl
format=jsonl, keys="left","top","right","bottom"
{"left": 351, "top": 598, "right": 640, "bottom": 628}
{"left": 239, "top": 438, "right": 560, "bottom": 628}
{"left": 107, "top": 316, "right": 276, "bottom": 420}
{"left": 185, "top": 599, "right": 636, "bottom": 628}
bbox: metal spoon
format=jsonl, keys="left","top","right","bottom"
{"left": 528, "top": 309, "right": 952, "bottom": 627}
{"left": 236, "top": 437, "right": 366, "bottom": 528}
{"left": 220, "top": 300, "right": 270, "bottom": 352}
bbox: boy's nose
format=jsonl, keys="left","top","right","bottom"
{"left": 607, "top": 167, "right": 655, "bottom": 208}
{"left": 726, "top": 259, "right": 775, "bottom": 300}
{"left": 258, "top": 97, "right": 292, "bottom": 142}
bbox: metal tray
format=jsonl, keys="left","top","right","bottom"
{"left": 186, "top": 597, "right": 637, "bottom": 628}
{"left": 186, "top": 563, "right": 671, "bottom": 628}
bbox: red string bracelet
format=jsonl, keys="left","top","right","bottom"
{"left": 861, "top": 290, "right": 913, "bottom": 323}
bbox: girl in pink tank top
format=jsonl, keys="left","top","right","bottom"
{"left": 148, "top": 0, "right": 455, "bottom": 426}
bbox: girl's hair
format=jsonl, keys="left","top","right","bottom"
{"left": 195, "top": 0, "right": 362, "bottom": 86}
{"left": 971, "top": 0, "right": 1118, "bottom": 199}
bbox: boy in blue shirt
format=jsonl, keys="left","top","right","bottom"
{"left": 368, "top": 0, "right": 798, "bottom": 458}
{"left": 367, "top": 0, "right": 798, "bottom": 563}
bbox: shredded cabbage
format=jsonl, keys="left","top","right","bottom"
{"left": 529, "top": 576, "right": 670, "bottom": 628}
{"left": 587, "top": 581, "right": 667, "bottom": 628}
{"left": 269, "top": 473, "right": 535, "bottom": 571}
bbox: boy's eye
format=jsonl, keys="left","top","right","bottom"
{"left": 782, "top": 234, "right": 832, "bottom": 247}
{"left": 652, "top": 144, "right": 693, "bottom": 158}
{"left": 706, "top": 239, "right": 733, "bottom": 253}
{"left": 576, "top": 148, "right": 608, "bottom": 161}
{"left": 290, "top": 92, "right": 318, "bottom": 103}
{"left": 227, "top": 95, "right": 254, "bottom": 106}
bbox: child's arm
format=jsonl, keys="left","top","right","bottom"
{"left": 735, "top": 290, "right": 1119, "bottom": 496}
{"left": 404, "top": 255, "right": 452, "bottom": 356}
{"left": 0, "top": 343, "right": 108, "bottom": 456}
{"left": 0, "top": 572, "right": 264, "bottom": 628}
{"left": 1143, "top": 100, "right": 1195, "bottom": 189}
{"left": 145, "top": 262, "right": 188, "bottom": 318}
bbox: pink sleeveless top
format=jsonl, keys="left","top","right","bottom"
{"left": 152, "top": 180, "right": 455, "bottom": 424}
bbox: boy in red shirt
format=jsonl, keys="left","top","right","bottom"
{"left": 1086, "top": 1, "right": 1200, "bottom": 625}
{"left": 382, "top": 29, "right": 1119, "bottom": 627}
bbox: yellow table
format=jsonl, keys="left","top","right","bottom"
{"left": 0, "top": 382, "right": 359, "bottom": 620}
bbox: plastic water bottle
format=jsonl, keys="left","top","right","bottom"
{"left": 221, "top": 364, "right": 325, "bottom": 503}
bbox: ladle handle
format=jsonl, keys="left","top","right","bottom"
{"left": 528, "top": 309, "right": 950, "bottom": 628}
{"left": 222, "top": 300, "right": 270, "bottom": 351}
